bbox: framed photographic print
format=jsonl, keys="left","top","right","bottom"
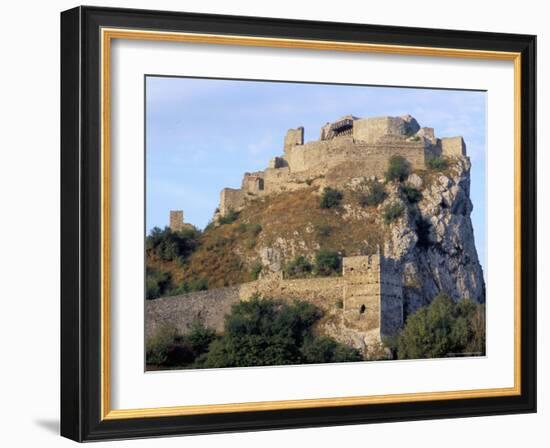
{"left": 60, "top": 6, "right": 536, "bottom": 442}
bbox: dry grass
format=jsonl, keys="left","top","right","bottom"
{"left": 147, "top": 186, "right": 390, "bottom": 290}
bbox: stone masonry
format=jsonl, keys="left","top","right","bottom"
{"left": 169, "top": 210, "right": 194, "bottom": 232}
{"left": 217, "top": 114, "right": 466, "bottom": 216}
{"left": 146, "top": 254, "right": 403, "bottom": 351}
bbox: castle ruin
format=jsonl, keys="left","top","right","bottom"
{"left": 146, "top": 252, "right": 403, "bottom": 352}
{"left": 149, "top": 113, "right": 481, "bottom": 357}
{"left": 218, "top": 114, "right": 466, "bottom": 216}
{"left": 169, "top": 210, "right": 194, "bottom": 232}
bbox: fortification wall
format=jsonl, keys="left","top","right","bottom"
{"left": 145, "top": 275, "right": 345, "bottom": 341}
{"left": 284, "top": 138, "right": 426, "bottom": 177}
{"left": 352, "top": 115, "right": 420, "bottom": 144}
{"left": 145, "top": 255, "right": 404, "bottom": 350}
{"left": 284, "top": 127, "right": 304, "bottom": 152}
{"left": 216, "top": 114, "right": 468, "bottom": 217}
{"left": 219, "top": 187, "right": 245, "bottom": 216}
{"left": 239, "top": 273, "right": 345, "bottom": 310}
{"left": 145, "top": 285, "right": 241, "bottom": 340}
{"left": 441, "top": 136, "right": 466, "bottom": 156}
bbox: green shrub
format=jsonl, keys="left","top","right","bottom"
{"left": 301, "top": 336, "right": 362, "bottom": 364}
{"left": 170, "top": 278, "right": 208, "bottom": 296}
{"left": 382, "top": 202, "right": 405, "bottom": 224}
{"left": 385, "top": 155, "right": 411, "bottom": 182}
{"left": 426, "top": 155, "right": 449, "bottom": 171}
{"left": 146, "top": 226, "right": 200, "bottom": 262}
{"left": 145, "top": 268, "right": 172, "bottom": 300}
{"left": 401, "top": 185, "right": 422, "bottom": 203}
{"left": 359, "top": 180, "right": 387, "bottom": 207}
{"left": 218, "top": 209, "right": 240, "bottom": 225}
{"left": 319, "top": 187, "right": 343, "bottom": 209}
{"left": 284, "top": 256, "right": 313, "bottom": 279}
{"left": 186, "top": 321, "right": 217, "bottom": 355}
{"left": 146, "top": 322, "right": 217, "bottom": 368}
{"left": 314, "top": 249, "right": 341, "bottom": 276}
{"left": 200, "top": 297, "right": 361, "bottom": 368}
{"left": 335, "top": 299, "right": 344, "bottom": 309}
{"left": 146, "top": 324, "right": 177, "bottom": 365}
{"left": 250, "top": 261, "right": 263, "bottom": 280}
{"left": 397, "top": 294, "right": 486, "bottom": 359}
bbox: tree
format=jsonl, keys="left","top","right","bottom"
{"left": 145, "top": 268, "right": 172, "bottom": 300}
{"left": 146, "top": 226, "right": 200, "bottom": 262}
{"left": 200, "top": 297, "right": 362, "bottom": 368}
{"left": 397, "top": 293, "right": 485, "bottom": 359}
{"left": 385, "top": 155, "right": 411, "bottom": 182}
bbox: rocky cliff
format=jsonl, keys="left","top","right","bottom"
{"left": 381, "top": 157, "right": 485, "bottom": 315}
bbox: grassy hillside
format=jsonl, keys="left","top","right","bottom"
{"left": 146, "top": 185, "right": 391, "bottom": 296}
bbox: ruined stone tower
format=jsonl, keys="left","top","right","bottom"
{"left": 216, "top": 113, "right": 467, "bottom": 219}
{"left": 169, "top": 210, "right": 184, "bottom": 231}
{"left": 342, "top": 253, "right": 403, "bottom": 344}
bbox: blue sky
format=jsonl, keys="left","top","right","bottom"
{"left": 146, "top": 76, "right": 486, "bottom": 272}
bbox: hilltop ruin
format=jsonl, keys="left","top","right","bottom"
{"left": 217, "top": 114, "right": 466, "bottom": 217}
{"left": 147, "top": 114, "right": 484, "bottom": 358}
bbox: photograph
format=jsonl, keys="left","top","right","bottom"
{"left": 56, "top": 4, "right": 537, "bottom": 442}
{"left": 144, "top": 77, "right": 487, "bottom": 370}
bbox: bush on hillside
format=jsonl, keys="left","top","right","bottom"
{"left": 314, "top": 248, "right": 342, "bottom": 276}
{"left": 385, "top": 155, "right": 411, "bottom": 182}
{"left": 359, "top": 180, "right": 387, "bottom": 207}
{"left": 382, "top": 202, "right": 405, "bottom": 224}
{"left": 284, "top": 256, "right": 313, "bottom": 279}
{"left": 146, "top": 226, "right": 200, "bottom": 262}
{"left": 169, "top": 278, "right": 209, "bottom": 296}
{"left": 319, "top": 187, "right": 343, "bottom": 209}
{"left": 145, "top": 268, "right": 172, "bottom": 300}
{"left": 218, "top": 209, "right": 240, "bottom": 225}
{"left": 426, "top": 155, "right": 449, "bottom": 171}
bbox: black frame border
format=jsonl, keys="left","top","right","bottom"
{"left": 61, "top": 6, "right": 536, "bottom": 442}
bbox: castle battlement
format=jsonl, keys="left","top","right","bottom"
{"left": 218, "top": 114, "right": 467, "bottom": 217}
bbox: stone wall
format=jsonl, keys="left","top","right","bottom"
{"left": 219, "top": 187, "right": 245, "bottom": 216}
{"left": 145, "top": 285, "right": 242, "bottom": 340}
{"left": 145, "top": 255, "right": 404, "bottom": 348}
{"left": 216, "top": 114, "right": 467, "bottom": 217}
{"left": 441, "top": 136, "right": 466, "bottom": 156}
{"left": 341, "top": 255, "right": 403, "bottom": 344}
{"left": 239, "top": 272, "right": 346, "bottom": 311}
{"left": 284, "top": 127, "right": 304, "bottom": 152}
{"left": 352, "top": 115, "right": 420, "bottom": 144}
